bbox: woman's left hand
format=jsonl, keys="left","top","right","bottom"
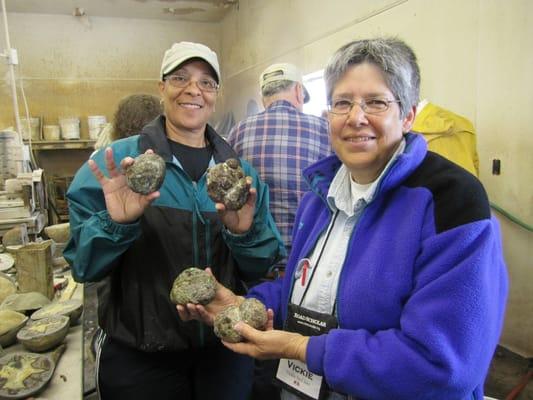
{"left": 222, "top": 316, "right": 310, "bottom": 362}
{"left": 216, "top": 177, "right": 257, "bottom": 234}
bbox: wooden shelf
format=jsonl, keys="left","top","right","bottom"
{"left": 23, "top": 139, "right": 95, "bottom": 150}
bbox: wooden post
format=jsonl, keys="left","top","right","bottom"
{"left": 15, "top": 240, "right": 54, "bottom": 299}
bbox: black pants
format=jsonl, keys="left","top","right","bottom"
{"left": 97, "top": 334, "right": 253, "bottom": 400}
{"left": 251, "top": 359, "right": 281, "bottom": 400}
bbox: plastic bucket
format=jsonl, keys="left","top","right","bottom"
{"left": 59, "top": 117, "right": 80, "bottom": 140}
{"left": 20, "top": 117, "right": 40, "bottom": 140}
{"left": 42, "top": 125, "right": 60, "bottom": 141}
{"left": 88, "top": 115, "right": 107, "bottom": 140}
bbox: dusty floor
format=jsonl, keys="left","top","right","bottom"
{"left": 82, "top": 284, "right": 532, "bottom": 400}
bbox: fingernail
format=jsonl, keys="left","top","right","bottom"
{"left": 234, "top": 322, "right": 244, "bottom": 332}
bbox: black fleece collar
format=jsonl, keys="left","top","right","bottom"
{"left": 138, "top": 115, "right": 238, "bottom": 163}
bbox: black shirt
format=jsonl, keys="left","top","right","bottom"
{"left": 168, "top": 139, "right": 213, "bottom": 182}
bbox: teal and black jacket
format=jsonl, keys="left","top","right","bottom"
{"left": 64, "top": 116, "right": 285, "bottom": 352}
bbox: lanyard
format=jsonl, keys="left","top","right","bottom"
{"left": 298, "top": 210, "right": 339, "bottom": 307}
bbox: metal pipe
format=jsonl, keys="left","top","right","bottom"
{"left": 1, "top": 0, "right": 23, "bottom": 144}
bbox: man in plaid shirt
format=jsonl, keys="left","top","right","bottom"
{"left": 227, "top": 63, "right": 331, "bottom": 277}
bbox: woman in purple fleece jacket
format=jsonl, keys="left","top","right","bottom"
{"left": 178, "top": 37, "right": 508, "bottom": 400}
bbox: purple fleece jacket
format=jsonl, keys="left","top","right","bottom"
{"left": 248, "top": 133, "right": 508, "bottom": 400}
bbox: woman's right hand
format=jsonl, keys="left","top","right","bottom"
{"left": 176, "top": 268, "right": 244, "bottom": 326}
{"left": 88, "top": 147, "right": 160, "bottom": 224}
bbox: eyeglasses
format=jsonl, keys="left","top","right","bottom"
{"left": 328, "top": 98, "right": 400, "bottom": 115}
{"left": 164, "top": 74, "right": 219, "bottom": 92}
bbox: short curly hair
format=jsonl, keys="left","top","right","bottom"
{"left": 111, "top": 94, "right": 163, "bottom": 141}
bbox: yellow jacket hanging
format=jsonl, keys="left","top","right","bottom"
{"left": 413, "top": 102, "right": 479, "bottom": 176}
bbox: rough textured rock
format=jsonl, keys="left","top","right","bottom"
{"left": 239, "top": 298, "right": 268, "bottom": 329}
{"left": 213, "top": 298, "right": 268, "bottom": 343}
{"left": 206, "top": 159, "right": 250, "bottom": 210}
{"left": 214, "top": 305, "right": 243, "bottom": 343}
{"left": 169, "top": 267, "right": 216, "bottom": 305}
{"left": 125, "top": 153, "right": 166, "bottom": 195}
{"left": 16, "top": 315, "right": 70, "bottom": 352}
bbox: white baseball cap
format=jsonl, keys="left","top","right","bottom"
{"left": 260, "top": 63, "right": 310, "bottom": 103}
{"left": 160, "top": 42, "right": 220, "bottom": 83}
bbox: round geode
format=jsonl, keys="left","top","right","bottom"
{"left": 213, "top": 298, "right": 267, "bottom": 343}
{"left": 239, "top": 298, "right": 268, "bottom": 329}
{"left": 169, "top": 267, "right": 216, "bottom": 305}
{"left": 16, "top": 315, "right": 70, "bottom": 352}
{"left": 214, "top": 305, "right": 242, "bottom": 343}
{"left": 206, "top": 159, "right": 250, "bottom": 210}
{"left": 125, "top": 153, "right": 166, "bottom": 195}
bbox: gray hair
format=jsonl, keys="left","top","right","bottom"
{"left": 261, "top": 80, "right": 297, "bottom": 98}
{"left": 324, "top": 37, "right": 420, "bottom": 119}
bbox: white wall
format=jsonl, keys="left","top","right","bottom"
{"left": 220, "top": 0, "right": 533, "bottom": 356}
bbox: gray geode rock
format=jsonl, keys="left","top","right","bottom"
{"left": 214, "top": 305, "right": 242, "bottom": 343}
{"left": 206, "top": 159, "right": 250, "bottom": 210}
{"left": 169, "top": 267, "right": 216, "bottom": 306}
{"left": 214, "top": 298, "right": 268, "bottom": 343}
{"left": 16, "top": 315, "right": 70, "bottom": 352}
{"left": 125, "top": 153, "right": 166, "bottom": 195}
{"left": 0, "top": 351, "right": 55, "bottom": 399}
{"left": 239, "top": 298, "right": 268, "bottom": 329}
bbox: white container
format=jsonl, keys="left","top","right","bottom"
{"left": 87, "top": 115, "right": 107, "bottom": 140}
{"left": 20, "top": 117, "right": 40, "bottom": 140}
{"left": 42, "top": 125, "right": 61, "bottom": 141}
{"left": 59, "top": 117, "right": 80, "bottom": 140}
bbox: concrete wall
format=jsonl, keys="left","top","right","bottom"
{"left": 220, "top": 0, "right": 533, "bottom": 356}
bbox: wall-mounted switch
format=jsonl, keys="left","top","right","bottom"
{"left": 492, "top": 159, "right": 501, "bottom": 175}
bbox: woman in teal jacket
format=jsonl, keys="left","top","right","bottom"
{"left": 64, "top": 42, "right": 284, "bottom": 400}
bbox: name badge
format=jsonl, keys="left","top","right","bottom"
{"left": 276, "top": 358, "right": 322, "bottom": 399}
{"left": 274, "top": 303, "right": 338, "bottom": 399}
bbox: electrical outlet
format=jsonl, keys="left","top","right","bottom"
{"left": 492, "top": 159, "right": 501, "bottom": 175}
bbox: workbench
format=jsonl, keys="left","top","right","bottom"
{"left": 3, "top": 277, "right": 83, "bottom": 400}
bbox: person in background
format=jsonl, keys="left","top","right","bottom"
{"left": 179, "top": 37, "right": 508, "bottom": 400}
{"left": 65, "top": 41, "right": 284, "bottom": 400}
{"left": 93, "top": 93, "right": 163, "bottom": 151}
{"left": 227, "top": 63, "right": 331, "bottom": 277}
{"left": 227, "top": 63, "right": 331, "bottom": 400}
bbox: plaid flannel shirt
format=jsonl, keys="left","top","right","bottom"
{"left": 227, "top": 100, "right": 332, "bottom": 269}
